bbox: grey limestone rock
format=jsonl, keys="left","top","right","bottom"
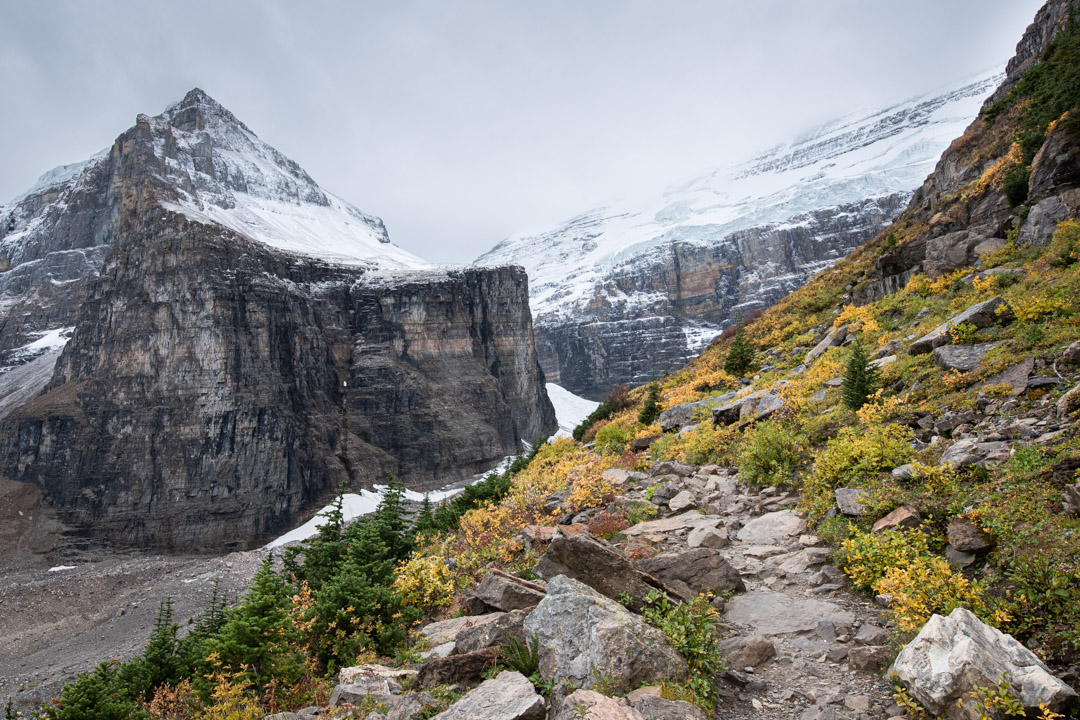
{"left": 523, "top": 575, "right": 687, "bottom": 694}
{"left": 454, "top": 609, "right": 528, "bottom": 655}
{"left": 909, "top": 297, "right": 1012, "bottom": 355}
{"left": 630, "top": 694, "right": 707, "bottom": 720}
{"left": 474, "top": 570, "right": 546, "bottom": 612}
{"left": 834, "top": 488, "right": 868, "bottom": 516}
{"left": 430, "top": 670, "right": 546, "bottom": 720}
{"left": 933, "top": 343, "right": 999, "bottom": 372}
{"left": 658, "top": 394, "right": 735, "bottom": 432}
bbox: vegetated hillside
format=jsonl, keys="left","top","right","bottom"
{"left": 579, "top": 0, "right": 1080, "bottom": 669}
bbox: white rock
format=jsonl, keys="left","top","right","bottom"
{"left": 890, "top": 608, "right": 1078, "bottom": 719}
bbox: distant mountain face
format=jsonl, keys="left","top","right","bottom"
{"left": 476, "top": 71, "right": 1003, "bottom": 399}
{"left": 0, "top": 89, "right": 554, "bottom": 553}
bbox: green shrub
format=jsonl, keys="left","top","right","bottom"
{"left": 737, "top": 421, "right": 809, "bottom": 487}
{"left": 594, "top": 422, "right": 633, "bottom": 456}
{"left": 641, "top": 590, "right": 723, "bottom": 713}
{"left": 802, "top": 424, "right": 914, "bottom": 517}
{"left": 1002, "top": 163, "right": 1030, "bottom": 207}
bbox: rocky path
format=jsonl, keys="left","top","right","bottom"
{"left": 612, "top": 462, "right": 901, "bottom": 720}
{"left": 316, "top": 462, "right": 911, "bottom": 720}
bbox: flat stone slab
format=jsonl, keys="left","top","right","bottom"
{"left": 724, "top": 590, "right": 856, "bottom": 635}
{"left": 742, "top": 544, "right": 787, "bottom": 558}
{"left": 622, "top": 510, "right": 722, "bottom": 536}
{"left": 736, "top": 510, "right": 806, "bottom": 545}
{"left": 420, "top": 612, "right": 504, "bottom": 645}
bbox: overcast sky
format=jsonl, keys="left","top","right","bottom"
{"left": 0, "top": 0, "right": 1045, "bottom": 262}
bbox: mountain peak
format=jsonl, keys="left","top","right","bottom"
{"left": 161, "top": 87, "right": 252, "bottom": 136}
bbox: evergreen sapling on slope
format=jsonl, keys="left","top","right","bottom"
{"left": 723, "top": 328, "right": 755, "bottom": 376}
{"left": 841, "top": 337, "right": 879, "bottom": 411}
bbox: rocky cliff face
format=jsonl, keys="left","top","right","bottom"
{"left": 853, "top": 0, "right": 1080, "bottom": 303}
{"left": 477, "top": 73, "right": 1002, "bottom": 399}
{"left": 0, "top": 91, "right": 554, "bottom": 552}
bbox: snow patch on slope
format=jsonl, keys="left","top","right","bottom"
{"left": 547, "top": 382, "right": 600, "bottom": 438}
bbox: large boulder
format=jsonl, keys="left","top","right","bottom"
{"left": 933, "top": 343, "right": 999, "bottom": 372}
{"left": 659, "top": 394, "right": 735, "bottom": 432}
{"left": 940, "top": 439, "right": 1011, "bottom": 468}
{"left": 454, "top": 609, "right": 528, "bottom": 655}
{"left": 806, "top": 325, "right": 848, "bottom": 365}
{"left": 630, "top": 694, "right": 707, "bottom": 720}
{"left": 835, "top": 488, "right": 868, "bottom": 516}
{"left": 637, "top": 547, "right": 745, "bottom": 597}
{"left": 387, "top": 692, "right": 440, "bottom": 720}
{"left": 533, "top": 531, "right": 675, "bottom": 609}
{"left": 890, "top": 608, "right": 1078, "bottom": 720}
{"left": 420, "top": 612, "right": 504, "bottom": 645}
{"left": 736, "top": 510, "right": 806, "bottom": 545}
{"left": 947, "top": 517, "right": 995, "bottom": 553}
{"left": 909, "top": 297, "right": 1012, "bottom": 355}
{"left": 523, "top": 575, "right": 688, "bottom": 693}
{"left": 430, "top": 670, "right": 546, "bottom": 720}
{"left": 475, "top": 569, "right": 546, "bottom": 611}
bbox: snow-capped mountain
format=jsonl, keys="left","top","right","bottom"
{"left": 0, "top": 89, "right": 430, "bottom": 399}
{"left": 477, "top": 70, "right": 1003, "bottom": 398}
{"left": 1, "top": 89, "right": 428, "bottom": 273}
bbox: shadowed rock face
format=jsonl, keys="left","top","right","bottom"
{"left": 1, "top": 208, "right": 554, "bottom": 552}
{"left": 0, "top": 89, "right": 555, "bottom": 553}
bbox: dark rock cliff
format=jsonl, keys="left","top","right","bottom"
{"left": 2, "top": 208, "right": 553, "bottom": 552}
{"left": 0, "top": 91, "right": 555, "bottom": 552}
{"left": 538, "top": 194, "right": 907, "bottom": 398}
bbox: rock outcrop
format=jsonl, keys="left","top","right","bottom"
{"left": 429, "top": 671, "right": 546, "bottom": 720}
{"left": 522, "top": 575, "right": 688, "bottom": 693}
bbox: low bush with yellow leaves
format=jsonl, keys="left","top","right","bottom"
{"left": 876, "top": 556, "right": 998, "bottom": 633}
{"left": 838, "top": 528, "right": 938, "bottom": 591}
{"left": 801, "top": 424, "right": 914, "bottom": 517}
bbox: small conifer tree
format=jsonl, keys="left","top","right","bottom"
{"left": 638, "top": 382, "right": 662, "bottom": 425}
{"left": 842, "top": 337, "right": 879, "bottom": 411}
{"left": 724, "top": 329, "right": 755, "bottom": 376}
